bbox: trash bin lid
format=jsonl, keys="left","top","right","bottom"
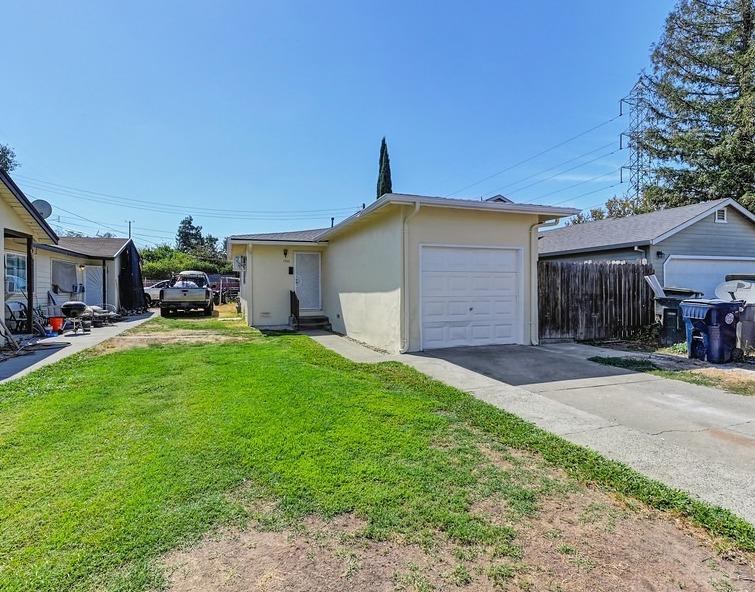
{"left": 680, "top": 298, "right": 743, "bottom": 319}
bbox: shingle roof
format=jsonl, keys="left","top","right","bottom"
{"left": 228, "top": 228, "right": 329, "bottom": 242}
{"left": 538, "top": 199, "right": 733, "bottom": 255}
{"left": 55, "top": 237, "right": 131, "bottom": 258}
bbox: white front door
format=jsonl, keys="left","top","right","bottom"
{"left": 295, "top": 252, "right": 321, "bottom": 310}
{"left": 421, "top": 246, "right": 522, "bottom": 350}
{"left": 84, "top": 266, "right": 103, "bottom": 305}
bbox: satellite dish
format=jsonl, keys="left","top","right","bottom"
{"left": 715, "top": 279, "right": 755, "bottom": 304}
{"left": 32, "top": 199, "right": 52, "bottom": 219}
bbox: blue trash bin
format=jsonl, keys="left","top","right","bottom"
{"left": 680, "top": 299, "right": 744, "bottom": 363}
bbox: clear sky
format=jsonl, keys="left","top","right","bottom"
{"left": 0, "top": 0, "right": 674, "bottom": 247}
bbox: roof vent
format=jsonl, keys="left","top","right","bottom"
{"left": 715, "top": 208, "right": 727, "bottom": 223}
{"left": 485, "top": 194, "right": 513, "bottom": 203}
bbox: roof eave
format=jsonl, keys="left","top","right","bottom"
{"left": 540, "top": 240, "right": 652, "bottom": 257}
{"left": 35, "top": 243, "right": 115, "bottom": 260}
{"left": 227, "top": 238, "right": 327, "bottom": 245}
{"left": 318, "top": 194, "right": 580, "bottom": 241}
{"left": 1, "top": 170, "right": 59, "bottom": 242}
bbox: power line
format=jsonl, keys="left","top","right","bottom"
{"left": 445, "top": 113, "right": 623, "bottom": 197}
{"left": 15, "top": 174, "right": 361, "bottom": 216}
{"left": 481, "top": 141, "right": 616, "bottom": 197}
{"left": 503, "top": 148, "right": 620, "bottom": 198}
{"left": 550, "top": 181, "right": 623, "bottom": 206}
{"left": 24, "top": 180, "right": 358, "bottom": 220}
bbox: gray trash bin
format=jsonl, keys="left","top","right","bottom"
{"left": 738, "top": 304, "right": 755, "bottom": 351}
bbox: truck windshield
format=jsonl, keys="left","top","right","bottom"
{"left": 172, "top": 276, "right": 207, "bottom": 288}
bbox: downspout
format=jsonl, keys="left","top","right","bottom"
{"left": 529, "top": 217, "right": 558, "bottom": 346}
{"left": 400, "top": 201, "right": 421, "bottom": 353}
{"left": 101, "top": 259, "right": 107, "bottom": 305}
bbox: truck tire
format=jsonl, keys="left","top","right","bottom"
{"left": 203, "top": 302, "right": 214, "bottom": 317}
{"left": 160, "top": 307, "right": 170, "bottom": 317}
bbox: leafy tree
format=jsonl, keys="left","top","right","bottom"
{"left": 376, "top": 137, "right": 393, "bottom": 199}
{"left": 139, "top": 243, "right": 232, "bottom": 279}
{"left": 175, "top": 216, "right": 204, "bottom": 253}
{"left": 565, "top": 207, "right": 607, "bottom": 226}
{"left": 640, "top": 0, "right": 755, "bottom": 209}
{"left": 0, "top": 143, "right": 19, "bottom": 172}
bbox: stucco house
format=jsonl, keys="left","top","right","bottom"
{"left": 227, "top": 193, "right": 578, "bottom": 353}
{"left": 538, "top": 198, "right": 755, "bottom": 297}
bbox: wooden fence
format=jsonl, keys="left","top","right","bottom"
{"left": 538, "top": 261, "right": 656, "bottom": 341}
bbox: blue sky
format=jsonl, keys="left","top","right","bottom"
{"left": 0, "top": 1, "right": 673, "bottom": 247}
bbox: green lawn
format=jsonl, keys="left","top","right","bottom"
{"left": 589, "top": 355, "right": 755, "bottom": 396}
{"left": 1, "top": 319, "right": 753, "bottom": 591}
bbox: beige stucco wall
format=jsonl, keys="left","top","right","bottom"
{"left": 248, "top": 244, "right": 326, "bottom": 326}
{"left": 323, "top": 208, "right": 403, "bottom": 352}
{"left": 232, "top": 205, "right": 545, "bottom": 353}
{"left": 404, "top": 207, "right": 540, "bottom": 352}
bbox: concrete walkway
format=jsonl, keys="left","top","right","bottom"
{"left": 1, "top": 313, "right": 154, "bottom": 383}
{"left": 308, "top": 332, "right": 755, "bottom": 524}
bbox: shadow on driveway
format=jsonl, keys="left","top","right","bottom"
{"left": 416, "top": 344, "right": 634, "bottom": 387}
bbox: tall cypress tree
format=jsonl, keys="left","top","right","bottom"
{"left": 641, "top": 0, "right": 755, "bottom": 210}
{"left": 376, "top": 137, "right": 393, "bottom": 199}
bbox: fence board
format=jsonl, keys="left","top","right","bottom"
{"left": 538, "top": 261, "right": 655, "bottom": 341}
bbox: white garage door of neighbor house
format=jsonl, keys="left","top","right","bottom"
{"left": 421, "top": 246, "right": 522, "bottom": 350}
{"left": 664, "top": 256, "right": 755, "bottom": 297}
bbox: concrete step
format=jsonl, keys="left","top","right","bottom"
{"left": 297, "top": 316, "right": 331, "bottom": 330}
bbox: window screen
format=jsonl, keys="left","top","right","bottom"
{"left": 4, "top": 252, "right": 27, "bottom": 296}
{"left": 51, "top": 260, "right": 78, "bottom": 293}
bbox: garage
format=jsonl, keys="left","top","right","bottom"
{"left": 420, "top": 245, "right": 523, "bottom": 349}
{"left": 664, "top": 255, "right": 755, "bottom": 297}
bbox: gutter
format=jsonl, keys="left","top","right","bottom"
{"left": 400, "top": 201, "right": 421, "bottom": 353}
{"left": 529, "top": 217, "right": 559, "bottom": 346}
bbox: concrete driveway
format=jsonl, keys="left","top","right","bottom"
{"left": 308, "top": 332, "right": 755, "bottom": 523}
{"left": 409, "top": 342, "right": 755, "bottom": 523}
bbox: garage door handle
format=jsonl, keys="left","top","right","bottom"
{"left": 469, "top": 307, "right": 474, "bottom": 311}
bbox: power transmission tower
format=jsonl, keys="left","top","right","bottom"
{"left": 620, "top": 77, "right": 651, "bottom": 199}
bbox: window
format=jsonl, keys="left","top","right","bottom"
{"left": 715, "top": 208, "right": 727, "bottom": 223}
{"left": 4, "top": 252, "right": 27, "bottom": 296}
{"left": 51, "top": 260, "right": 78, "bottom": 293}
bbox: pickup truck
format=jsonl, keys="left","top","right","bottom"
{"left": 159, "top": 271, "right": 214, "bottom": 317}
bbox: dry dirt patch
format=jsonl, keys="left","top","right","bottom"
{"left": 92, "top": 329, "right": 248, "bottom": 355}
{"left": 163, "top": 456, "right": 755, "bottom": 592}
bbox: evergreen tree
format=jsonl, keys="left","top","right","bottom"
{"left": 641, "top": 0, "right": 755, "bottom": 210}
{"left": 376, "top": 137, "right": 393, "bottom": 199}
{"left": 0, "top": 143, "right": 19, "bottom": 172}
{"left": 175, "top": 216, "right": 204, "bottom": 253}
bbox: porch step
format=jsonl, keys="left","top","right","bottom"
{"left": 296, "top": 315, "right": 332, "bottom": 331}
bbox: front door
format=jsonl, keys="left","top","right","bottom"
{"left": 294, "top": 252, "right": 321, "bottom": 310}
{"left": 84, "top": 266, "right": 103, "bottom": 305}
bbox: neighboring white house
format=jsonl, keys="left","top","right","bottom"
{"left": 228, "top": 193, "right": 578, "bottom": 353}
{"left": 2, "top": 170, "right": 146, "bottom": 343}
{"left": 1, "top": 169, "right": 58, "bottom": 339}
{"left": 539, "top": 198, "right": 755, "bottom": 297}
{"left": 34, "top": 237, "right": 143, "bottom": 311}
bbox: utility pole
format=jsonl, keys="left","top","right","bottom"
{"left": 126, "top": 220, "right": 134, "bottom": 239}
{"left": 619, "top": 77, "right": 651, "bottom": 199}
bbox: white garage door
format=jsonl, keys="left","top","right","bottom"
{"left": 421, "top": 246, "right": 522, "bottom": 350}
{"left": 664, "top": 256, "right": 755, "bottom": 297}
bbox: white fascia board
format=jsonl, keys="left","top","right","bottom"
{"left": 318, "top": 194, "right": 580, "bottom": 240}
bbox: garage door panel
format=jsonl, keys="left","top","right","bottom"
{"left": 665, "top": 257, "right": 755, "bottom": 298}
{"left": 421, "top": 246, "right": 522, "bottom": 349}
